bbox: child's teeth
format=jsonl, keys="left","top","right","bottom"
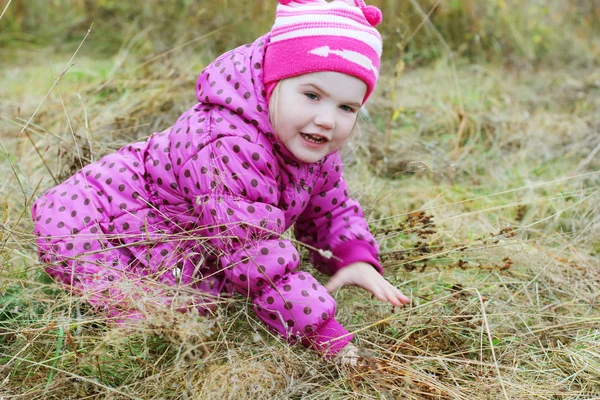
{"left": 303, "top": 134, "right": 324, "bottom": 143}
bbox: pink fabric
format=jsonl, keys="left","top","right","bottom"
{"left": 310, "top": 240, "right": 383, "bottom": 277}
{"left": 305, "top": 318, "right": 354, "bottom": 357}
{"left": 263, "top": 0, "right": 383, "bottom": 103}
{"left": 264, "top": 35, "right": 380, "bottom": 102}
{"left": 265, "top": 81, "right": 277, "bottom": 104}
{"left": 31, "top": 34, "right": 382, "bottom": 356}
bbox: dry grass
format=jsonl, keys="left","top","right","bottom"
{"left": 2, "top": 3, "right": 600, "bottom": 399}
{"left": 3, "top": 0, "right": 599, "bottom": 65}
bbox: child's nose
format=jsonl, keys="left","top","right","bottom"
{"left": 314, "top": 108, "right": 335, "bottom": 130}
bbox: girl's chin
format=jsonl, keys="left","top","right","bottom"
{"left": 292, "top": 148, "right": 334, "bottom": 164}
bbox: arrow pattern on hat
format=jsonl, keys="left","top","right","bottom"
{"left": 308, "top": 46, "right": 379, "bottom": 78}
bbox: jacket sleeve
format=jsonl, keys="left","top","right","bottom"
{"left": 179, "top": 136, "right": 353, "bottom": 355}
{"left": 295, "top": 154, "right": 383, "bottom": 277}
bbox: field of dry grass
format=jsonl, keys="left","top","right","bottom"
{"left": 1, "top": 1, "right": 600, "bottom": 399}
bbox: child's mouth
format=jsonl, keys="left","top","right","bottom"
{"left": 300, "top": 133, "right": 327, "bottom": 144}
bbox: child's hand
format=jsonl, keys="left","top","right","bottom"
{"left": 325, "top": 262, "right": 410, "bottom": 306}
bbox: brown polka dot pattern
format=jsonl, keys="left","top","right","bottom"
{"left": 31, "top": 33, "right": 376, "bottom": 355}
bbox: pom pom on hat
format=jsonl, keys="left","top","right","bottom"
{"left": 362, "top": 5, "right": 382, "bottom": 26}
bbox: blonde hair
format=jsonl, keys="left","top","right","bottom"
{"left": 268, "top": 81, "right": 282, "bottom": 132}
{"left": 268, "top": 80, "right": 360, "bottom": 143}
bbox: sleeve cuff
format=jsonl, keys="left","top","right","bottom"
{"left": 305, "top": 317, "right": 354, "bottom": 357}
{"left": 331, "top": 240, "right": 383, "bottom": 275}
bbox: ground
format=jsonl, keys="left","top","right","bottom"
{"left": 1, "top": 31, "right": 599, "bottom": 400}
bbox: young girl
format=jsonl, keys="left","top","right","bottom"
{"left": 31, "top": 0, "right": 410, "bottom": 359}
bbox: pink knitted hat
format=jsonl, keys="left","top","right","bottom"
{"left": 263, "top": 0, "right": 383, "bottom": 104}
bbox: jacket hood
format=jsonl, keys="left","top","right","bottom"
{"left": 196, "top": 33, "right": 301, "bottom": 165}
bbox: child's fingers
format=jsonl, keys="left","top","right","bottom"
{"left": 364, "top": 277, "right": 396, "bottom": 305}
{"left": 399, "top": 293, "right": 411, "bottom": 305}
{"left": 392, "top": 286, "right": 411, "bottom": 305}
{"left": 367, "top": 281, "right": 408, "bottom": 306}
{"left": 379, "top": 281, "right": 410, "bottom": 306}
{"left": 373, "top": 291, "right": 388, "bottom": 302}
{"left": 369, "top": 281, "right": 393, "bottom": 304}
{"left": 383, "top": 284, "right": 403, "bottom": 306}
{"left": 368, "top": 281, "right": 391, "bottom": 302}
{"left": 368, "top": 284, "right": 388, "bottom": 302}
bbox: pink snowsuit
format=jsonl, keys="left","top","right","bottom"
{"left": 32, "top": 34, "right": 383, "bottom": 355}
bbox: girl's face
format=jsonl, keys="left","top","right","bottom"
{"left": 270, "top": 71, "right": 367, "bottom": 164}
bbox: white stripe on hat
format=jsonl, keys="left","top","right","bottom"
{"left": 280, "top": 2, "right": 355, "bottom": 11}
{"left": 278, "top": 2, "right": 362, "bottom": 13}
{"left": 273, "top": 14, "right": 373, "bottom": 31}
{"left": 272, "top": 21, "right": 381, "bottom": 40}
{"left": 270, "top": 27, "right": 383, "bottom": 56}
{"left": 280, "top": 9, "right": 369, "bottom": 26}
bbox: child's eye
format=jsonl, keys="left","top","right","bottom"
{"left": 340, "top": 105, "right": 356, "bottom": 113}
{"left": 304, "top": 92, "right": 319, "bottom": 100}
